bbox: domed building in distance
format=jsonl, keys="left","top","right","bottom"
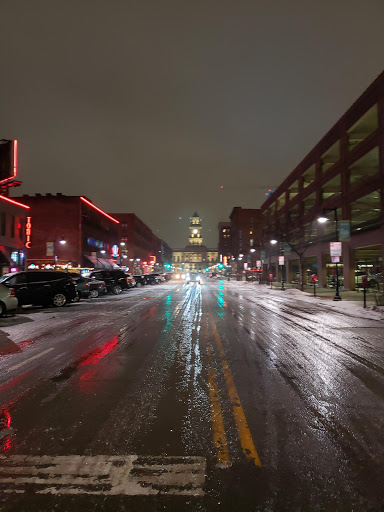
{"left": 172, "top": 212, "right": 218, "bottom": 272}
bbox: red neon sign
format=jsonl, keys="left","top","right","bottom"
{"left": 12, "top": 140, "right": 18, "bottom": 178}
{"left": 25, "top": 216, "right": 32, "bottom": 248}
{"left": 0, "top": 195, "right": 30, "bottom": 209}
{"left": 80, "top": 197, "right": 120, "bottom": 224}
{"left": 0, "top": 139, "right": 18, "bottom": 184}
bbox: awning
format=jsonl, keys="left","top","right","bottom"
{"left": 84, "top": 254, "right": 120, "bottom": 269}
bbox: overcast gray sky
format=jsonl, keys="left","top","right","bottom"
{"left": 1, "top": 0, "right": 383, "bottom": 247}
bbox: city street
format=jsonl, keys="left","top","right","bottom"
{"left": 1, "top": 279, "right": 384, "bottom": 511}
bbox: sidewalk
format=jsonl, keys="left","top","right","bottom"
{"left": 253, "top": 281, "right": 382, "bottom": 305}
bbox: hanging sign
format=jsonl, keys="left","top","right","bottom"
{"left": 330, "top": 242, "right": 342, "bottom": 257}
{"left": 256, "top": 260, "right": 262, "bottom": 269}
{"left": 278, "top": 256, "right": 285, "bottom": 266}
{"left": 331, "top": 256, "right": 340, "bottom": 263}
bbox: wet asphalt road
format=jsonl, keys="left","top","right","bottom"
{"left": 0, "top": 279, "right": 384, "bottom": 511}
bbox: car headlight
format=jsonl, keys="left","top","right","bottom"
{"left": 175, "top": 274, "right": 180, "bottom": 279}
{"left": 181, "top": 274, "right": 186, "bottom": 279}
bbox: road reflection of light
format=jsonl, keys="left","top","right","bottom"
{"left": 0, "top": 410, "right": 13, "bottom": 454}
{"left": 178, "top": 284, "right": 206, "bottom": 450}
{"left": 80, "top": 336, "right": 119, "bottom": 367}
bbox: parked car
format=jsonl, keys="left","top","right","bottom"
{"left": 0, "top": 271, "right": 77, "bottom": 307}
{"left": 186, "top": 273, "right": 201, "bottom": 284}
{"left": 143, "top": 274, "right": 159, "bottom": 285}
{"left": 71, "top": 275, "right": 107, "bottom": 299}
{"left": 89, "top": 269, "right": 129, "bottom": 295}
{"left": 133, "top": 275, "right": 146, "bottom": 288}
{"left": 148, "top": 273, "right": 164, "bottom": 283}
{"left": 0, "top": 283, "right": 18, "bottom": 316}
{"left": 124, "top": 273, "right": 136, "bottom": 288}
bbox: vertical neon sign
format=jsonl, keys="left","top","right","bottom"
{"left": 12, "top": 140, "right": 18, "bottom": 178}
{"left": 25, "top": 217, "right": 32, "bottom": 248}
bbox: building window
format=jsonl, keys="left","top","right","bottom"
{"left": 302, "top": 164, "right": 316, "bottom": 188}
{"left": 349, "top": 147, "right": 379, "bottom": 186}
{"left": 10, "top": 215, "right": 15, "bottom": 238}
{"left": 350, "top": 190, "right": 381, "bottom": 233}
{"left": 1, "top": 213, "right": 6, "bottom": 236}
{"left": 348, "top": 104, "right": 378, "bottom": 150}
{"left": 322, "top": 174, "right": 341, "bottom": 201}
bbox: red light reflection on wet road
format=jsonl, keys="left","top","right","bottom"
{"left": 80, "top": 336, "right": 119, "bottom": 368}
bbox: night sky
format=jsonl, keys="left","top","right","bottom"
{"left": 1, "top": 1, "right": 383, "bottom": 248}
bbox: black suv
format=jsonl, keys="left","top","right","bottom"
{"left": 89, "top": 269, "right": 128, "bottom": 294}
{"left": 0, "top": 271, "right": 77, "bottom": 307}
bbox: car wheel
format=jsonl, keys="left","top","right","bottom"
{"left": 136, "top": 282, "right": 142, "bottom": 288}
{"left": 73, "top": 292, "right": 81, "bottom": 302}
{"left": 112, "top": 285, "right": 122, "bottom": 295}
{"left": 0, "top": 302, "right": 6, "bottom": 317}
{"left": 52, "top": 293, "right": 67, "bottom": 307}
{"left": 90, "top": 289, "right": 99, "bottom": 298}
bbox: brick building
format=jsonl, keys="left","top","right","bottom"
{"left": 261, "top": 70, "right": 384, "bottom": 289}
{"left": 15, "top": 194, "right": 120, "bottom": 270}
{"left": 229, "top": 207, "right": 262, "bottom": 272}
{"left": 218, "top": 222, "right": 231, "bottom": 264}
{"left": 0, "top": 195, "right": 30, "bottom": 275}
{"left": 110, "top": 213, "right": 172, "bottom": 273}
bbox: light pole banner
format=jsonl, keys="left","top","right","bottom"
{"left": 46, "top": 242, "right": 54, "bottom": 257}
{"left": 283, "top": 243, "right": 291, "bottom": 255}
{"left": 338, "top": 221, "right": 351, "bottom": 242}
{"left": 278, "top": 255, "right": 285, "bottom": 265}
{"left": 256, "top": 260, "right": 262, "bottom": 269}
{"left": 330, "top": 242, "right": 342, "bottom": 257}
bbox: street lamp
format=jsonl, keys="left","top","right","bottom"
{"left": 317, "top": 208, "right": 342, "bottom": 301}
{"left": 55, "top": 237, "right": 66, "bottom": 269}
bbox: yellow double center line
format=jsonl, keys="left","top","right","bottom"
{"left": 206, "top": 306, "right": 261, "bottom": 467}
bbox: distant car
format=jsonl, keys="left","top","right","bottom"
{"left": 143, "top": 274, "right": 159, "bottom": 285}
{"left": 0, "top": 283, "right": 18, "bottom": 316}
{"left": 148, "top": 273, "right": 163, "bottom": 283}
{"left": 71, "top": 275, "right": 107, "bottom": 299}
{"left": 163, "top": 274, "right": 172, "bottom": 282}
{"left": 89, "top": 269, "right": 129, "bottom": 295}
{"left": 186, "top": 273, "right": 201, "bottom": 284}
{"left": 0, "top": 270, "right": 77, "bottom": 307}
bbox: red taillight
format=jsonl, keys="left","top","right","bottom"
{"left": 86, "top": 283, "right": 89, "bottom": 288}
{"left": 126, "top": 278, "right": 129, "bottom": 284}
{"left": 102, "top": 281, "right": 105, "bottom": 286}
{"left": 9, "top": 288, "right": 15, "bottom": 296}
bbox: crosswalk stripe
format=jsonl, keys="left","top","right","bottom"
{"left": 0, "top": 455, "right": 206, "bottom": 496}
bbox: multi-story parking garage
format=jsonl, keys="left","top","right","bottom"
{"left": 261, "top": 71, "right": 384, "bottom": 290}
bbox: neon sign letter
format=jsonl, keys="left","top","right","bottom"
{"left": 25, "top": 216, "right": 32, "bottom": 248}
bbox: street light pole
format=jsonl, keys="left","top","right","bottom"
{"left": 54, "top": 237, "right": 67, "bottom": 270}
{"left": 318, "top": 209, "right": 342, "bottom": 301}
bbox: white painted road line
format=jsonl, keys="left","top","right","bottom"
{"left": 0, "top": 455, "right": 206, "bottom": 496}
{"left": 7, "top": 348, "right": 54, "bottom": 372}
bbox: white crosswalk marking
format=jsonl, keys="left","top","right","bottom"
{"left": 0, "top": 455, "right": 206, "bottom": 496}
